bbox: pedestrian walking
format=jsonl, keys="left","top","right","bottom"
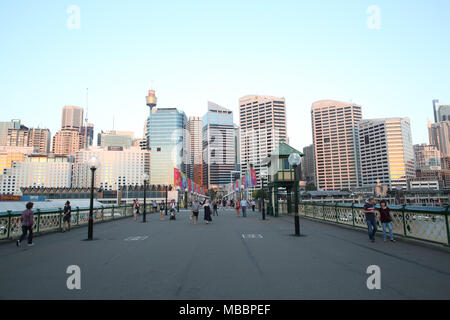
{"left": 204, "top": 200, "right": 212, "bottom": 224}
{"left": 152, "top": 201, "right": 157, "bottom": 213}
{"left": 133, "top": 199, "right": 140, "bottom": 221}
{"left": 16, "top": 202, "right": 34, "bottom": 247}
{"left": 169, "top": 200, "right": 176, "bottom": 220}
{"left": 235, "top": 200, "right": 241, "bottom": 216}
{"left": 62, "top": 201, "right": 71, "bottom": 232}
{"left": 159, "top": 201, "right": 165, "bottom": 221}
{"left": 363, "top": 198, "right": 378, "bottom": 242}
{"left": 191, "top": 198, "right": 201, "bottom": 224}
{"left": 212, "top": 200, "right": 218, "bottom": 216}
{"left": 241, "top": 198, "right": 247, "bottom": 217}
{"left": 251, "top": 199, "right": 256, "bottom": 212}
{"left": 377, "top": 200, "right": 396, "bottom": 242}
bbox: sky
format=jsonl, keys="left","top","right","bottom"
{"left": 1, "top": 0, "right": 449, "bottom": 152}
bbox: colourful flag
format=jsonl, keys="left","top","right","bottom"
{"left": 250, "top": 167, "right": 257, "bottom": 186}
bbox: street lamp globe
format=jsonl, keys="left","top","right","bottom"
{"left": 143, "top": 173, "right": 149, "bottom": 181}
{"left": 288, "top": 153, "right": 301, "bottom": 167}
{"left": 88, "top": 156, "right": 101, "bottom": 170}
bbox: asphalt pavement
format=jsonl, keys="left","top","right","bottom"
{"left": 0, "top": 207, "right": 449, "bottom": 299}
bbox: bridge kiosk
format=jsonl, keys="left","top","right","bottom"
{"left": 261, "top": 143, "right": 303, "bottom": 217}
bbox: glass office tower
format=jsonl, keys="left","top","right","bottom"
{"left": 146, "top": 108, "right": 187, "bottom": 185}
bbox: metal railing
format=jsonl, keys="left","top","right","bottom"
{"left": 295, "top": 202, "right": 450, "bottom": 246}
{"left": 0, "top": 204, "right": 154, "bottom": 241}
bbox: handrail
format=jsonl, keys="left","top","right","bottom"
{"left": 296, "top": 201, "right": 450, "bottom": 246}
{"left": 0, "top": 203, "right": 149, "bottom": 241}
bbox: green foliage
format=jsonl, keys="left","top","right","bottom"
{"left": 305, "top": 183, "right": 317, "bottom": 191}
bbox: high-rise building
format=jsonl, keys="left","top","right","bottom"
{"left": 0, "top": 120, "right": 21, "bottom": 146}
{"left": 302, "top": 144, "right": 315, "bottom": 184}
{"left": 358, "top": 118, "right": 415, "bottom": 190}
{"left": 61, "top": 106, "right": 84, "bottom": 130}
{"left": 433, "top": 99, "right": 450, "bottom": 122}
{"left": 146, "top": 107, "right": 187, "bottom": 185}
{"left": 72, "top": 146, "right": 150, "bottom": 190}
{"left": 98, "top": 130, "right": 134, "bottom": 148}
{"left": 188, "top": 116, "right": 203, "bottom": 186}
{"left": 52, "top": 129, "right": 82, "bottom": 156}
{"left": 0, "top": 154, "right": 72, "bottom": 195}
{"left": 6, "top": 126, "right": 51, "bottom": 154}
{"left": 414, "top": 144, "right": 441, "bottom": 170}
{"left": 80, "top": 123, "right": 94, "bottom": 148}
{"left": 239, "top": 95, "right": 287, "bottom": 188}
{"left": 312, "top": 100, "right": 362, "bottom": 191}
{"left": 202, "top": 102, "right": 235, "bottom": 189}
{"left": 428, "top": 120, "right": 450, "bottom": 157}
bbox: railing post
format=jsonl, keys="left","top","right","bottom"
{"left": 36, "top": 209, "right": 41, "bottom": 233}
{"left": 401, "top": 205, "right": 407, "bottom": 238}
{"left": 7, "top": 210, "right": 11, "bottom": 239}
{"left": 444, "top": 206, "right": 450, "bottom": 246}
{"left": 112, "top": 206, "right": 115, "bottom": 220}
{"left": 335, "top": 203, "right": 338, "bottom": 223}
{"left": 351, "top": 203, "right": 355, "bottom": 227}
{"left": 58, "top": 208, "right": 62, "bottom": 231}
{"left": 322, "top": 203, "right": 325, "bottom": 220}
{"left": 101, "top": 207, "right": 104, "bottom": 221}
{"left": 76, "top": 207, "right": 80, "bottom": 225}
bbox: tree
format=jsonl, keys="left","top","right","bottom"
{"left": 305, "top": 183, "right": 317, "bottom": 191}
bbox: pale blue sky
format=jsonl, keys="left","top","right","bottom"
{"left": 1, "top": 0, "right": 449, "bottom": 151}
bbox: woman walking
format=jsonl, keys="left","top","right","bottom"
{"left": 159, "top": 201, "right": 165, "bottom": 221}
{"left": 133, "top": 199, "right": 140, "bottom": 221}
{"left": 16, "top": 202, "right": 34, "bottom": 247}
{"left": 377, "top": 200, "right": 396, "bottom": 242}
{"left": 62, "top": 200, "right": 71, "bottom": 232}
{"left": 235, "top": 200, "right": 241, "bottom": 216}
{"left": 204, "top": 200, "right": 212, "bottom": 224}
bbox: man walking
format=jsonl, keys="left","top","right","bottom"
{"left": 241, "top": 198, "right": 248, "bottom": 217}
{"left": 16, "top": 202, "right": 34, "bottom": 247}
{"left": 212, "top": 200, "right": 218, "bottom": 216}
{"left": 363, "top": 198, "right": 378, "bottom": 242}
{"left": 191, "top": 198, "right": 201, "bottom": 224}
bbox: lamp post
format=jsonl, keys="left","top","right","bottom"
{"left": 165, "top": 185, "right": 168, "bottom": 215}
{"left": 142, "top": 173, "right": 149, "bottom": 222}
{"left": 288, "top": 153, "right": 301, "bottom": 237}
{"left": 176, "top": 186, "right": 180, "bottom": 212}
{"left": 261, "top": 171, "right": 268, "bottom": 220}
{"left": 88, "top": 156, "right": 100, "bottom": 240}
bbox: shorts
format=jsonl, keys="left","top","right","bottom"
{"left": 192, "top": 211, "right": 199, "bottom": 217}
{"left": 63, "top": 215, "right": 71, "bottom": 223}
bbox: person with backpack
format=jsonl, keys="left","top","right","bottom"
{"left": 62, "top": 200, "right": 72, "bottom": 232}
{"left": 377, "top": 200, "right": 396, "bottom": 242}
{"left": 133, "top": 199, "right": 140, "bottom": 221}
{"left": 16, "top": 202, "right": 34, "bottom": 247}
{"left": 191, "top": 198, "right": 201, "bottom": 224}
{"left": 363, "top": 198, "right": 378, "bottom": 242}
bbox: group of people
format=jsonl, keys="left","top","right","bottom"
{"left": 133, "top": 199, "right": 177, "bottom": 221}
{"left": 13, "top": 195, "right": 398, "bottom": 247}
{"left": 363, "top": 198, "right": 396, "bottom": 243}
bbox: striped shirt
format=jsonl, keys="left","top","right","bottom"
{"left": 21, "top": 209, "right": 34, "bottom": 227}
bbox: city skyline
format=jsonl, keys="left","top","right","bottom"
{"left": 1, "top": 1, "right": 450, "bottom": 152}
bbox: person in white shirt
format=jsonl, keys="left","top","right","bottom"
{"left": 241, "top": 199, "right": 248, "bottom": 217}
